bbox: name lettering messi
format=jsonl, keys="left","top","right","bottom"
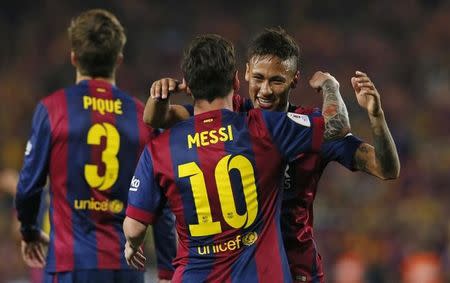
{"left": 187, "top": 125, "right": 233, "bottom": 149}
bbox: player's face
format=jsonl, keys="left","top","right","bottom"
{"left": 245, "top": 55, "right": 298, "bottom": 112}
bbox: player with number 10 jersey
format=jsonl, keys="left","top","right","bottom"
{"left": 126, "top": 106, "right": 324, "bottom": 282}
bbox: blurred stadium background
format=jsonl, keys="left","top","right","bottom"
{"left": 0, "top": 1, "right": 448, "bottom": 282}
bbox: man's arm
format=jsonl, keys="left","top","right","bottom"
{"left": 16, "top": 102, "right": 52, "bottom": 267}
{"left": 309, "top": 71, "right": 351, "bottom": 140}
{"left": 123, "top": 217, "right": 148, "bottom": 269}
{"left": 143, "top": 78, "right": 191, "bottom": 128}
{"left": 351, "top": 71, "right": 400, "bottom": 179}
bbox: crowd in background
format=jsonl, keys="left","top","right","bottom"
{"left": 0, "top": 0, "right": 449, "bottom": 282}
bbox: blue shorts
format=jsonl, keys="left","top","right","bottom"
{"left": 44, "top": 269, "right": 144, "bottom": 283}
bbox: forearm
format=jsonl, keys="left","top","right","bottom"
{"left": 321, "top": 80, "right": 351, "bottom": 140}
{"left": 123, "top": 217, "right": 148, "bottom": 248}
{"left": 143, "top": 96, "right": 170, "bottom": 128}
{"left": 368, "top": 111, "right": 400, "bottom": 179}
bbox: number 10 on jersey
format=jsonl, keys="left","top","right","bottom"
{"left": 178, "top": 154, "right": 259, "bottom": 237}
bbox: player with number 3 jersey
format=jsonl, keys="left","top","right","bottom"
{"left": 15, "top": 9, "right": 176, "bottom": 283}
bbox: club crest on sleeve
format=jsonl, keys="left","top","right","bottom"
{"left": 287, "top": 113, "right": 311, "bottom": 127}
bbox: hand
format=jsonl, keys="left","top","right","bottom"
{"left": 309, "top": 71, "right": 339, "bottom": 93}
{"left": 351, "top": 71, "right": 382, "bottom": 116}
{"left": 21, "top": 230, "right": 49, "bottom": 268}
{"left": 124, "top": 241, "right": 146, "bottom": 270}
{"left": 150, "top": 78, "right": 187, "bottom": 100}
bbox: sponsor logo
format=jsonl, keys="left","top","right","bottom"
{"left": 287, "top": 113, "right": 311, "bottom": 127}
{"left": 129, "top": 176, "right": 140, "bottom": 192}
{"left": 196, "top": 231, "right": 258, "bottom": 255}
{"left": 74, "top": 198, "right": 124, "bottom": 213}
{"left": 25, "top": 140, "right": 32, "bottom": 156}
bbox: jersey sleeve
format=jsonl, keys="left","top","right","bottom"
{"left": 183, "top": 104, "right": 194, "bottom": 117}
{"left": 320, "top": 134, "right": 363, "bottom": 171}
{"left": 15, "top": 102, "right": 51, "bottom": 240}
{"left": 260, "top": 110, "right": 324, "bottom": 162}
{"left": 153, "top": 204, "right": 176, "bottom": 280}
{"left": 126, "top": 146, "right": 165, "bottom": 225}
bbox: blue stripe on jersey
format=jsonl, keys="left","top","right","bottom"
{"left": 47, "top": 188, "right": 56, "bottom": 268}
{"left": 65, "top": 83, "right": 99, "bottom": 268}
{"left": 168, "top": 120, "right": 215, "bottom": 283}
{"left": 274, "top": 195, "right": 292, "bottom": 283}
{"left": 111, "top": 87, "right": 140, "bottom": 269}
{"left": 222, "top": 111, "right": 260, "bottom": 283}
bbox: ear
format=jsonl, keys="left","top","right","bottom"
{"left": 70, "top": 51, "right": 77, "bottom": 67}
{"left": 291, "top": 70, "right": 300, "bottom": 89}
{"left": 116, "top": 53, "right": 124, "bottom": 68}
{"left": 244, "top": 63, "right": 250, "bottom": 82}
{"left": 233, "top": 71, "right": 240, "bottom": 92}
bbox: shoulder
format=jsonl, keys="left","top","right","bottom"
{"left": 292, "top": 105, "right": 321, "bottom": 116}
{"left": 41, "top": 88, "right": 67, "bottom": 108}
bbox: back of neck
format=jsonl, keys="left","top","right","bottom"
{"left": 76, "top": 72, "right": 116, "bottom": 85}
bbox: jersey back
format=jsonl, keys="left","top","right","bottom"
{"left": 19, "top": 80, "right": 152, "bottom": 272}
{"left": 127, "top": 108, "right": 324, "bottom": 283}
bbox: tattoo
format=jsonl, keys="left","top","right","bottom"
{"left": 355, "top": 143, "right": 370, "bottom": 171}
{"left": 321, "top": 80, "right": 350, "bottom": 140}
{"left": 372, "top": 120, "right": 399, "bottom": 177}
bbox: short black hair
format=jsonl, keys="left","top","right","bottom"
{"left": 181, "top": 34, "right": 236, "bottom": 102}
{"left": 68, "top": 9, "right": 126, "bottom": 78}
{"left": 247, "top": 27, "right": 299, "bottom": 70}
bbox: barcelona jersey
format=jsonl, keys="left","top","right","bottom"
{"left": 126, "top": 108, "right": 324, "bottom": 283}
{"left": 231, "top": 94, "right": 362, "bottom": 282}
{"left": 16, "top": 80, "right": 175, "bottom": 273}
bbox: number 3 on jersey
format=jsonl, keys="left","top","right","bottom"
{"left": 84, "top": 122, "right": 120, "bottom": 191}
{"left": 179, "top": 154, "right": 258, "bottom": 237}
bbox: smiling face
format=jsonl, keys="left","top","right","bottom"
{"left": 245, "top": 55, "right": 299, "bottom": 112}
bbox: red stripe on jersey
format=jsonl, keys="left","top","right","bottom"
{"left": 193, "top": 111, "right": 234, "bottom": 282}
{"left": 158, "top": 268, "right": 175, "bottom": 280}
{"left": 88, "top": 80, "right": 121, "bottom": 269}
{"left": 311, "top": 116, "right": 324, "bottom": 152}
{"left": 249, "top": 110, "right": 285, "bottom": 282}
{"left": 133, "top": 97, "right": 153, "bottom": 158}
{"left": 149, "top": 133, "right": 190, "bottom": 273}
{"left": 43, "top": 90, "right": 74, "bottom": 270}
{"left": 126, "top": 205, "right": 156, "bottom": 224}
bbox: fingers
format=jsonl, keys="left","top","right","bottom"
{"left": 130, "top": 250, "right": 146, "bottom": 270}
{"left": 128, "top": 248, "right": 146, "bottom": 270}
{"left": 150, "top": 78, "right": 181, "bottom": 100}
{"left": 358, "top": 87, "right": 378, "bottom": 98}
{"left": 21, "top": 241, "right": 46, "bottom": 268}
{"left": 125, "top": 244, "right": 146, "bottom": 270}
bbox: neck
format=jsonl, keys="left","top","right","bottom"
{"left": 193, "top": 91, "right": 234, "bottom": 115}
{"left": 76, "top": 70, "right": 116, "bottom": 85}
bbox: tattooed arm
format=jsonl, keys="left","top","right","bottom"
{"left": 351, "top": 71, "right": 400, "bottom": 180}
{"left": 309, "top": 71, "right": 351, "bottom": 140}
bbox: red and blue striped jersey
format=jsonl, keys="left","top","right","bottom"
{"left": 232, "top": 94, "right": 362, "bottom": 282}
{"left": 16, "top": 79, "right": 175, "bottom": 274}
{"left": 126, "top": 108, "right": 324, "bottom": 283}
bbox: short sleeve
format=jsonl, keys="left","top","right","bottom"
{"left": 126, "top": 147, "right": 165, "bottom": 225}
{"left": 260, "top": 110, "right": 324, "bottom": 162}
{"left": 320, "top": 134, "right": 363, "bottom": 170}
